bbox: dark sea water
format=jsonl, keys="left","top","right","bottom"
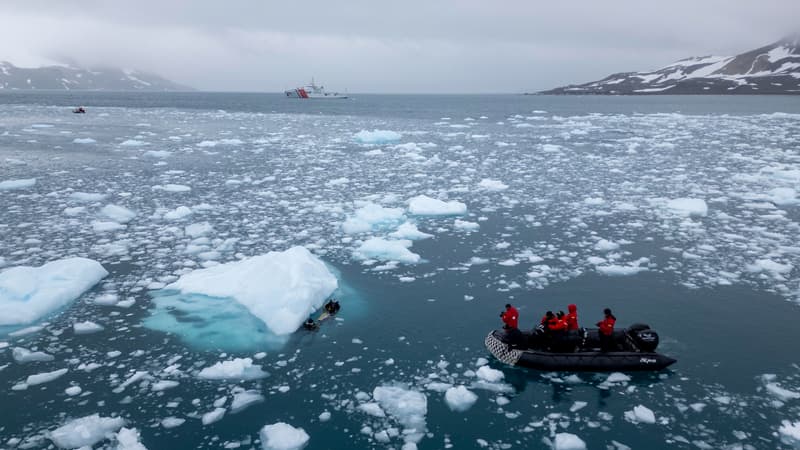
{"left": 1, "top": 92, "right": 799, "bottom": 449}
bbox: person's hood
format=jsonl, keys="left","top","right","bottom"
{"left": 568, "top": 304, "right": 577, "bottom": 313}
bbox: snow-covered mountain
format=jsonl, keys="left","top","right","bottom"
{"left": 0, "top": 61, "right": 192, "bottom": 91}
{"left": 540, "top": 35, "right": 800, "bottom": 95}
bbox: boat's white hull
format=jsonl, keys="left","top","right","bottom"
{"left": 285, "top": 83, "right": 348, "bottom": 99}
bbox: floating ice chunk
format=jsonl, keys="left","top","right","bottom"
{"left": 151, "top": 380, "right": 180, "bottom": 391}
{"left": 154, "top": 184, "right": 191, "bottom": 193}
{"left": 454, "top": 219, "right": 479, "bottom": 231}
{"left": 0, "top": 178, "right": 36, "bottom": 190}
{"left": 624, "top": 405, "right": 656, "bottom": 424}
{"left": 326, "top": 177, "right": 350, "bottom": 186}
{"left": 198, "top": 358, "right": 268, "bottom": 380}
{"left": 554, "top": 433, "right": 587, "bottom": 450}
{"left": 342, "top": 203, "right": 405, "bottom": 234}
{"left": 166, "top": 247, "right": 337, "bottom": 335}
{"left": 748, "top": 259, "right": 793, "bottom": 275}
{"left": 73, "top": 321, "right": 104, "bottom": 334}
{"left": 605, "top": 372, "right": 631, "bottom": 383}
{"left": 94, "top": 293, "right": 119, "bottom": 306}
{"left": 0, "top": 257, "right": 108, "bottom": 326}
{"left": 408, "top": 195, "right": 466, "bottom": 216}
{"left": 389, "top": 222, "right": 433, "bottom": 240}
{"left": 596, "top": 258, "right": 649, "bottom": 276}
{"left": 768, "top": 187, "right": 797, "bottom": 205}
{"left": 65, "top": 386, "right": 82, "bottom": 396}
{"left": 164, "top": 206, "right": 193, "bottom": 220}
{"left": 114, "top": 427, "right": 147, "bottom": 450}
{"left": 12, "top": 347, "right": 54, "bottom": 363}
{"left": 444, "top": 385, "right": 478, "bottom": 412}
{"left": 373, "top": 386, "right": 427, "bottom": 445}
{"left": 119, "top": 139, "right": 148, "bottom": 147}
{"left": 201, "top": 408, "right": 226, "bottom": 425}
{"left": 231, "top": 390, "right": 265, "bottom": 413}
{"left": 64, "top": 206, "right": 86, "bottom": 216}
{"left": 358, "top": 402, "right": 386, "bottom": 417}
{"left": 318, "top": 411, "right": 331, "bottom": 422}
{"left": 100, "top": 205, "right": 136, "bottom": 223}
{"left": 780, "top": 420, "right": 800, "bottom": 445}
{"left": 185, "top": 222, "right": 214, "bottom": 237}
{"left": 570, "top": 401, "right": 588, "bottom": 412}
{"left": 49, "top": 414, "right": 125, "bottom": 449}
{"left": 354, "top": 238, "right": 420, "bottom": 264}
{"left": 161, "top": 417, "right": 185, "bottom": 429}
{"left": 476, "top": 366, "right": 504, "bottom": 383}
{"left": 260, "top": 422, "right": 310, "bottom": 450}
{"left": 354, "top": 129, "right": 402, "bottom": 144}
{"left": 70, "top": 192, "right": 107, "bottom": 202}
{"left": 92, "top": 220, "right": 125, "bottom": 232}
{"left": 478, "top": 179, "right": 509, "bottom": 191}
{"left": 27, "top": 368, "right": 68, "bottom": 385}
{"left": 666, "top": 198, "right": 708, "bottom": 217}
{"left": 594, "top": 239, "right": 619, "bottom": 252}
{"left": 766, "top": 383, "right": 800, "bottom": 401}
{"left": 72, "top": 137, "right": 97, "bottom": 144}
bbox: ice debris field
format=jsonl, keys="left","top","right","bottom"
{"left": 0, "top": 100, "right": 800, "bottom": 449}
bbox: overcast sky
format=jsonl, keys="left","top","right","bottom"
{"left": 0, "top": 0, "right": 797, "bottom": 93}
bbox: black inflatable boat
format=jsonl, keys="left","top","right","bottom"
{"left": 485, "top": 323, "right": 676, "bottom": 372}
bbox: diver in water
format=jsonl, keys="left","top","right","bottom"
{"left": 324, "top": 299, "right": 341, "bottom": 315}
{"left": 303, "top": 316, "right": 318, "bottom": 331}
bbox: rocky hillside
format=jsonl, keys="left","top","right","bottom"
{"left": 540, "top": 35, "right": 800, "bottom": 95}
{"left": 0, "top": 61, "right": 192, "bottom": 91}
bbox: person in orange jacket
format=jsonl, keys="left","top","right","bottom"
{"left": 596, "top": 308, "right": 616, "bottom": 351}
{"left": 565, "top": 304, "right": 579, "bottom": 330}
{"left": 550, "top": 311, "right": 568, "bottom": 332}
{"left": 501, "top": 303, "right": 519, "bottom": 329}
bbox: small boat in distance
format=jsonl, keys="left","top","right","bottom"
{"left": 285, "top": 78, "right": 348, "bottom": 99}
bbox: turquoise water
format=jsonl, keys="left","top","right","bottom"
{"left": 1, "top": 93, "right": 799, "bottom": 449}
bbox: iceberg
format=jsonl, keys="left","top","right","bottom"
{"left": 161, "top": 247, "right": 337, "bottom": 336}
{"left": 0, "top": 258, "right": 108, "bottom": 326}
{"left": 408, "top": 195, "right": 467, "bottom": 216}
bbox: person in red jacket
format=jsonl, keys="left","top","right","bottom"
{"left": 596, "top": 308, "right": 616, "bottom": 352}
{"left": 565, "top": 304, "right": 579, "bottom": 330}
{"left": 501, "top": 303, "right": 519, "bottom": 329}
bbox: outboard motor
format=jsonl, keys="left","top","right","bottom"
{"left": 626, "top": 323, "right": 660, "bottom": 352}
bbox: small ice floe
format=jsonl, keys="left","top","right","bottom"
{"left": 73, "top": 321, "right": 104, "bottom": 334}
{"left": 551, "top": 432, "right": 587, "bottom": 450}
{"left": 373, "top": 385, "right": 428, "bottom": 447}
{"left": 478, "top": 179, "right": 509, "bottom": 191}
{"left": 48, "top": 414, "right": 125, "bottom": 449}
{"left": 119, "top": 140, "right": 148, "bottom": 147}
{"left": 341, "top": 203, "right": 405, "bottom": 234}
{"left": 0, "top": 257, "right": 108, "bottom": 326}
{"left": 161, "top": 417, "right": 185, "bottom": 429}
{"left": 201, "top": 408, "right": 226, "bottom": 425}
{"left": 779, "top": 420, "right": 800, "bottom": 446}
{"left": 72, "top": 138, "right": 97, "bottom": 144}
{"left": 444, "top": 385, "right": 478, "bottom": 412}
{"left": 454, "top": 219, "right": 479, "bottom": 231}
{"left": 389, "top": 222, "right": 433, "bottom": 240}
{"left": 197, "top": 358, "right": 268, "bottom": 380}
{"left": 408, "top": 195, "right": 467, "bottom": 216}
{"left": 0, "top": 178, "right": 36, "bottom": 190}
{"left": 624, "top": 405, "right": 656, "bottom": 424}
{"left": 163, "top": 206, "right": 193, "bottom": 220}
{"left": 666, "top": 198, "right": 708, "bottom": 217}
{"left": 26, "top": 368, "right": 68, "bottom": 386}
{"left": 354, "top": 129, "right": 402, "bottom": 144}
{"left": 353, "top": 238, "right": 420, "bottom": 264}
{"left": 12, "top": 347, "right": 54, "bottom": 363}
{"left": 259, "top": 422, "right": 310, "bottom": 450}
{"left": 153, "top": 184, "right": 191, "bottom": 193}
{"left": 70, "top": 192, "right": 107, "bottom": 202}
{"left": 230, "top": 390, "right": 264, "bottom": 413}
{"left": 114, "top": 427, "right": 147, "bottom": 450}
{"left": 100, "top": 204, "right": 136, "bottom": 223}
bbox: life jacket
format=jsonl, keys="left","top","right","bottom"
{"left": 597, "top": 315, "right": 616, "bottom": 336}
{"left": 548, "top": 317, "right": 567, "bottom": 332}
{"left": 502, "top": 306, "right": 519, "bottom": 329}
{"left": 565, "top": 304, "right": 579, "bottom": 330}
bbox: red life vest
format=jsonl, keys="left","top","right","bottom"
{"left": 597, "top": 315, "right": 616, "bottom": 335}
{"left": 502, "top": 306, "right": 519, "bottom": 329}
